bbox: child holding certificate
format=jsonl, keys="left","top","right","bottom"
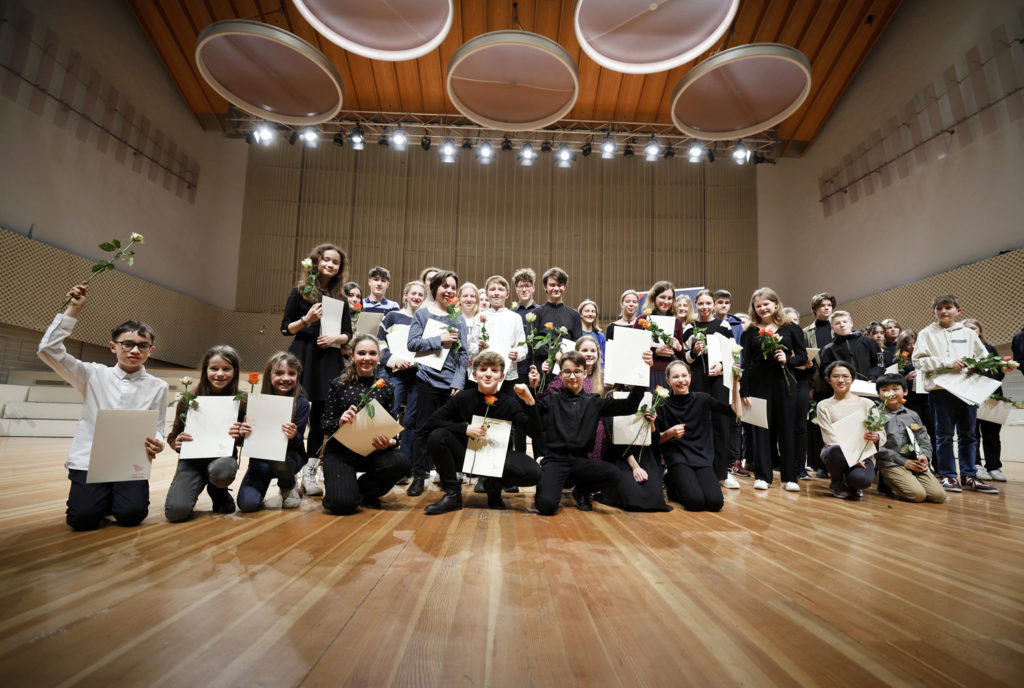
{"left": 656, "top": 361, "right": 744, "bottom": 512}
{"left": 320, "top": 334, "right": 410, "bottom": 514}
{"left": 233, "top": 352, "right": 310, "bottom": 512}
{"left": 280, "top": 243, "right": 352, "bottom": 497}
{"left": 38, "top": 284, "right": 168, "bottom": 531}
{"left": 405, "top": 271, "right": 469, "bottom": 497}
{"left": 165, "top": 345, "right": 245, "bottom": 521}
{"left": 815, "top": 361, "right": 885, "bottom": 500}
{"left": 635, "top": 281, "right": 685, "bottom": 390}
{"left": 422, "top": 352, "right": 541, "bottom": 514}
{"left": 873, "top": 374, "right": 945, "bottom": 503}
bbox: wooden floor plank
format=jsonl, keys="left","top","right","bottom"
{"left": 0, "top": 437, "right": 1022, "bottom": 687}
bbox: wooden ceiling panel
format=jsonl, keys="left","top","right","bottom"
{"left": 127, "top": 0, "right": 903, "bottom": 152}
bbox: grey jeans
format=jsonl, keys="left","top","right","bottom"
{"left": 164, "top": 455, "right": 238, "bottom": 522}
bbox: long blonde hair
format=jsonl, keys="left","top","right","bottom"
{"left": 673, "top": 294, "right": 695, "bottom": 324}
{"left": 576, "top": 335, "right": 604, "bottom": 396}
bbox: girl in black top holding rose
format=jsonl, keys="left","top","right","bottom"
{"left": 320, "top": 334, "right": 409, "bottom": 514}
{"left": 280, "top": 243, "right": 352, "bottom": 495}
{"left": 740, "top": 287, "right": 808, "bottom": 492}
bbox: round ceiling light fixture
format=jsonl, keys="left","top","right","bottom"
{"left": 574, "top": 0, "right": 739, "bottom": 74}
{"left": 195, "top": 20, "right": 343, "bottom": 125}
{"left": 291, "top": 0, "right": 453, "bottom": 61}
{"left": 447, "top": 30, "right": 579, "bottom": 131}
{"left": 670, "top": 43, "right": 811, "bottom": 140}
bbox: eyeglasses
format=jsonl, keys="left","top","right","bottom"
{"left": 114, "top": 340, "right": 152, "bottom": 352}
{"left": 829, "top": 374, "right": 852, "bottom": 381}
{"left": 560, "top": 370, "right": 585, "bottom": 377}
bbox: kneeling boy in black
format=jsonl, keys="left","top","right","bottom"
{"left": 423, "top": 352, "right": 542, "bottom": 514}
{"left": 38, "top": 283, "right": 168, "bottom": 530}
{"left": 525, "top": 351, "right": 647, "bottom": 515}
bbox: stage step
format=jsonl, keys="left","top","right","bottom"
{"left": 0, "top": 385, "right": 30, "bottom": 404}
{"left": 0, "top": 418, "right": 79, "bottom": 437}
{"left": 5, "top": 370, "right": 66, "bottom": 385}
{"left": 27, "top": 387, "right": 82, "bottom": 403}
{"left": 2, "top": 401, "right": 83, "bottom": 420}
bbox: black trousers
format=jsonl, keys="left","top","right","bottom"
{"left": 749, "top": 382, "right": 801, "bottom": 484}
{"left": 66, "top": 469, "right": 149, "bottom": 531}
{"left": 822, "top": 445, "right": 876, "bottom": 490}
{"left": 321, "top": 447, "right": 411, "bottom": 515}
{"left": 977, "top": 419, "right": 1002, "bottom": 470}
{"left": 412, "top": 382, "right": 453, "bottom": 478}
{"left": 792, "top": 378, "right": 810, "bottom": 473}
{"left": 307, "top": 400, "right": 326, "bottom": 458}
{"left": 665, "top": 463, "right": 723, "bottom": 512}
{"left": 425, "top": 428, "right": 540, "bottom": 488}
{"left": 535, "top": 456, "right": 620, "bottom": 516}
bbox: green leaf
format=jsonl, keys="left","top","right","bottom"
{"left": 98, "top": 242, "right": 116, "bottom": 252}
{"left": 91, "top": 263, "right": 106, "bottom": 273}
{"left": 127, "top": 257, "right": 134, "bottom": 266}
{"left": 106, "top": 263, "right": 115, "bottom": 271}
{"left": 112, "top": 238, "right": 121, "bottom": 248}
{"left": 367, "top": 405, "right": 375, "bottom": 419}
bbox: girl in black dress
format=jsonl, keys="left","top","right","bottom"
{"left": 656, "top": 361, "right": 743, "bottom": 511}
{"left": 280, "top": 243, "right": 352, "bottom": 496}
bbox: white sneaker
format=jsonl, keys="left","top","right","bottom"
{"left": 281, "top": 487, "right": 301, "bottom": 508}
{"left": 783, "top": 481, "right": 800, "bottom": 492}
{"left": 989, "top": 468, "right": 1006, "bottom": 482}
{"left": 302, "top": 459, "right": 323, "bottom": 496}
{"left": 975, "top": 466, "right": 992, "bottom": 480}
{"left": 753, "top": 479, "right": 769, "bottom": 490}
{"left": 722, "top": 476, "right": 741, "bottom": 489}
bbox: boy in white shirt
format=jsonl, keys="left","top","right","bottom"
{"left": 37, "top": 284, "right": 168, "bottom": 530}
{"left": 911, "top": 294, "right": 995, "bottom": 494}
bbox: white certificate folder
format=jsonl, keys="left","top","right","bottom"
{"left": 87, "top": 409, "right": 159, "bottom": 482}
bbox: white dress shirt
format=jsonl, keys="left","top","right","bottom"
{"left": 467, "top": 307, "right": 528, "bottom": 381}
{"left": 37, "top": 314, "right": 169, "bottom": 471}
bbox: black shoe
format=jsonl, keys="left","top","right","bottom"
{"left": 360, "top": 495, "right": 382, "bottom": 509}
{"left": 406, "top": 476, "right": 425, "bottom": 497}
{"left": 572, "top": 487, "right": 593, "bottom": 511}
{"left": 504, "top": 485, "right": 519, "bottom": 493}
{"left": 474, "top": 479, "right": 487, "bottom": 493}
{"left": 798, "top": 468, "right": 811, "bottom": 480}
{"left": 208, "top": 485, "right": 236, "bottom": 514}
{"left": 396, "top": 473, "right": 411, "bottom": 486}
{"left": 482, "top": 478, "right": 507, "bottom": 510}
{"left": 815, "top": 468, "right": 829, "bottom": 479}
{"left": 425, "top": 485, "right": 463, "bottom": 515}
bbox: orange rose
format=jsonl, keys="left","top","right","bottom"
{"left": 640, "top": 319, "right": 651, "bottom": 330}
{"left": 758, "top": 328, "right": 766, "bottom": 335}
{"left": 545, "top": 322, "right": 554, "bottom": 330}
{"left": 446, "top": 296, "right": 458, "bottom": 307}
{"left": 374, "top": 378, "right": 387, "bottom": 388}
{"left": 248, "top": 372, "right": 260, "bottom": 385}
{"left": 352, "top": 302, "right": 363, "bottom": 312}
{"left": 479, "top": 313, "right": 487, "bottom": 323}
{"left": 484, "top": 394, "right": 498, "bottom": 406}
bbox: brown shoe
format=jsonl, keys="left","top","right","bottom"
{"left": 962, "top": 475, "right": 998, "bottom": 494}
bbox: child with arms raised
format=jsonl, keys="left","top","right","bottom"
{"left": 38, "top": 284, "right": 168, "bottom": 531}
{"left": 233, "top": 351, "right": 309, "bottom": 511}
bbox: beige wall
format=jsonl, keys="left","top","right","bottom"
{"left": 757, "top": 0, "right": 1024, "bottom": 315}
{"left": 236, "top": 142, "right": 759, "bottom": 319}
{"left": 0, "top": 0, "right": 248, "bottom": 309}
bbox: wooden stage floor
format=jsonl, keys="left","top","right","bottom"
{"left": 0, "top": 437, "right": 1022, "bottom": 687}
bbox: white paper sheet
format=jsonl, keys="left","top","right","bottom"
{"left": 321, "top": 296, "right": 346, "bottom": 348}
{"left": 180, "top": 396, "right": 239, "bottom": 459}
{"left": 806, "top": 347, "right": 820, "bottom": 363}
{"left": 464, "top": 416, "right": 511, "bottom": 478}
{"left": 719, "top": 335, "right": 739, "bottom": 393}
{"left": 914, "top": 369, "right": 925, "bottom": 394}
{"left": 884, "top": 363, "right": 898, "bottom": 375}
{"left": 741, "top": 396, "right": 769, "bottom": 429}
{"left": 550, "top": 338, "right": 576, "bottom": 376}
{"left": 705, "top": 332, "right": 726, "bottom": 369}
{"left": 831, "top": 409, "right": 876, "bottom": 466}
{"left": 604, "top": 328, "right": 652, "bottom": 387}
{"left": 87, "top": 409, "right": 158, "bottom": 482}
{"left": 333, "top": 400, "right": 404, "bottom": 456}
{"left": 385, "top": 324, "right": 416, "bottom": 365}
{"left": 850, "top": 379, "right": 878, "bottom": 397}
{"left": 243, "top": 394, "right": 294, "bottom": 461}
{"left": 649, "top": 315, "right": 677, "bottom": 345}
{"left": 354, "top": 311, "right": 384, "bottom": 335}
{"left": 976, "top": 398, "right": 1013, "bottom": 424}
{"left": 611, "top": 391, "right": 653, "bottom": 445}
{"left": 413, "top": 318, "right": 454, "bottom": 371}
{"left": 932, "top": 371, "right": 1002, "bottom": 406}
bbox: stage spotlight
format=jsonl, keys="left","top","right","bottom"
{"left": 687, "top": 142, "right": 704, "bottom": 163}
{"left": 518, "top": 143, "right": 536, "bottom": 166}
{"left": 378, "top": 134, "right": 390, "bottom": 147}
{"left": 421, "top": 135, "right": 431, "bottom": 151}
{"left": 289, "top": 131, "right": 299, "bottom": 145}
{"left": 256, "top": 124, "right": 274, "bottom": 144}
{"left": 300, "top": 128, "right": 318, "bottom": 147}
{"left": 600, "top": 136, "right": 616, "bottom": 159}
{"left": 245, "top": 131, "right": 255, "bottom": 145}
{"left": 501, "top": 137, "right": 513, "bottom": 152}
{"left": 477, "top": 141, "right": 494, "bottom": 164}
{"left": 541, "top": 140, "right": 552, "bottom": 153}
{"left": 644, "top": 137, "right": 660, "bottom": 161}
{"left": 623, "top": 142, "right": 634, "bottom": 158}
{"left": 350, "top": 125, "right": 365, "bottom": 150}
{"left": 732, "top": 141, "right": 751, "bottom": 164}
{"left": 581, "top": 141, "right": 592, "bottom": 157}
{"left": 391, "top": 127, "right": 407, "bottom": 150}
{"left": 333, "top": 131, "right": 345, "bottom": 147}
{"left": 462, "top": 138, "right": 473, "bottom": 150}
{"left": 440, "top": 138, "right": 457, "bottom": 163}
{"left": 556, "top": 144, "right": 574, "bottom": 168}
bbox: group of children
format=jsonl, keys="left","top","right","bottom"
{"left": 40, "top": 244, "right": 1016, "bottom": 531}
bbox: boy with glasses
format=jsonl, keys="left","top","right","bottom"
{"left": 37, "top": 284, "right": 168, "bottom": 530}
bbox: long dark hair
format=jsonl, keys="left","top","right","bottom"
{"left": 297, "top": 243, "right": 347, "bottom": 304}
{"left": 336, "top": 333, "right": 380, "bottom": 386}
{"left": 261, "top": 351, "right": 306, "bottom": 419}
{"left": 196, "top": 345, "right": 241, "bottom": 396}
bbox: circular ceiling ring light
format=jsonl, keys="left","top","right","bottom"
{"left": 291, "top": 0, "right": 453, "bottom": 61}
{"left": 196, "top": 20, "right": 344, "bottom": 125}
{"left": 574, "top": 0, "right": 739, "bottom": 75}
{"left": 447, "top": 30, "right": 579, "bottom": 131}
{"left": 670, "top": 42, "right": 812, "bottom": 141}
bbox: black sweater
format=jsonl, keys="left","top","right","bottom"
{"left": 429, "top": 387, "right": 541, "bottom": 447}
{"left": 819, "top": 334, "right": 884, "bottom": 383}
{"left": 654, "top": 392, "right": 736, "bottom": 468}
{"left": 739, "top": 322, "right": 808, "bottom": 396}
{"left": 535, "top": 386, "right": 645, "bottom": 458}
{"left": 532, "top": 302, "right": 583, "bottom": 364}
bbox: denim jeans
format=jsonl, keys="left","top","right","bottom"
{"left": 929, "top": 389, "right": 977, "bottom": 478}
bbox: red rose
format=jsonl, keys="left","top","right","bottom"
{"left": 352, "top": 302, "right": 363, "bottom": 312}
{"left": 248, "top": 372, "right": 260, "bottom": 385}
